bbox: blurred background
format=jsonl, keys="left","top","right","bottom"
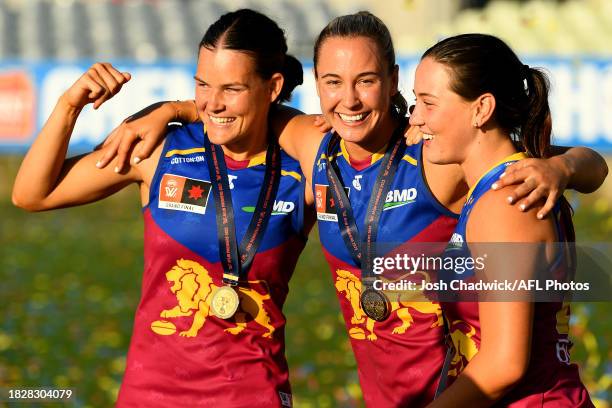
{"left": 1, "top": 0, "right": 610, "bottom": 406}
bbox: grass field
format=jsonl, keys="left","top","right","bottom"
{"left": 1, "top": 155, "right": 610, "bottom": 407}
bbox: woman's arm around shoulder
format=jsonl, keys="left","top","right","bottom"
{"left": 276, "top": 114, "right": 328, "bottom": 208}
{"left": 493, "top": 146, "right": 608, "bottom": 218}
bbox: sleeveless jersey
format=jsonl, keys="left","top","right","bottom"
{"left": 116, "top": 123, "right": 306, "bottom": 408}
{"left": 313, "top": 133, "right": 459, "bottom": 407}
{"left": 441, "top": 152, "right": 593, "bottom": 407}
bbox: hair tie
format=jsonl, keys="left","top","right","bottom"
{"left": 522, "top": 64, "right": 530, "bottom": 79}
{"left": 521, "top": 64, "right": 531, "bottom": 95}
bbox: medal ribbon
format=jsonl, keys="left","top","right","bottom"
{"left": 204, "top": 133, "right": 281, "bottom": 286}
{"left": 325, "top": 121, "right": 407, "bottom": 280}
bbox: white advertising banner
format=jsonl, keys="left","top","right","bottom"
{"left": 0, "top": 58, "right": 611, "bottom": 153}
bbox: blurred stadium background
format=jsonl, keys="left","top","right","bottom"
{"left": 0, "top": 0, "right": 610, "bottom": 406}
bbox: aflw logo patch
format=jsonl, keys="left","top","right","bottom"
{"left": 315, "top": 184, "right": 349, "bottom": 222}
{"left": 159, "top": 174, "right": 212, "bottom": 214}
{"left": 384, "top": 188, "right": 417, "bottom": 210}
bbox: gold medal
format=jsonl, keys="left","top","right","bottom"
{"left": 211, "top": 286, "right": 240, "bottom": 319}
{"left": 360, "top": 288, "right": 391, "bottom": 322}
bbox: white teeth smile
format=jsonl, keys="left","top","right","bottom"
{"left": 209, "top": 115, "right": 235, "bottom": 124}
{"left": 422, "top": 133, "right": 434, "bottom": 140}
{"left": 338, "top": 112, "right": 367, "bottom": 122}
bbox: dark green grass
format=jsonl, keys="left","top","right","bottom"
{"left": 1, "top": 156, "right": 610, "bottom": 407}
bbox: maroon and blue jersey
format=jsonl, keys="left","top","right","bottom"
{"left": 313, "top": 132, "right": 458, "bottom": 407}
{"left": 442, "top": 152, "right": 593, "bottom": 407}
{"left": 116, "top": 123, "right": 306, "bottom": 407}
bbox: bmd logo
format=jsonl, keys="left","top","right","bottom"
{"left": 242, "top": 200, "right": 295, "bottom": 216}
{"left": 273, "top": 200, "right": 295, "bottom": 214}
{"left": 384, "top": 188, "right": 417, "bottom": 211}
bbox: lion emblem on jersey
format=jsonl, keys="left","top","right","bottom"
{"left": 448, "top": 320, "right": 479, "bottom": 377}
{"left": 152, "top": 259, "right": 275, "bottom": 338}
{"left": 335, "top": 269, "right": 443, "bottom": 341}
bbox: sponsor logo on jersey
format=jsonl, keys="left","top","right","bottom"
{"left": 241, "top": 200, "right": 295, "bottom": 215}
{"left": 383, "top": 188, "right": 417, "bottom": 211}
{"left": 158, "top": 173, "right": 212, "bottom": 214}
{"left": 315, "top": 184, "right": 349, "bottom": 222}
{"left": 352, "top": 175, "right": 363, "bottom": 191}
{"left": 317, "top": 157, "right": 327, "bottom": 172}
{"left": 169, "top": 155, "right": 205, "bottom": 165}
{"left": 447, "top": 232, "right": 465, "bottom": 250}
{"left": 228, "top": 174, "right": 237, "bottom": 189}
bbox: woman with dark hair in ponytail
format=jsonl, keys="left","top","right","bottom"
{"left": 13, "top": 9, "right": 312, "bottom": 407}
{"left": 93, "top": 12, "right": 606, "bottom": 407}
{"left": 411, "top": 33, "right": 594, "bottom": 407}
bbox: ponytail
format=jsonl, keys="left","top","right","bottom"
{"left": 423, "top": 34, "right": 575, "bottom": 242}
{"left": 522, "top": 67, "right": 575, "bottom": 243}
{"left": 278, "top": 54, "right": 303, "bottom": 103}
{"left": 520, "top": 67, "right": 552, "bottom": 159}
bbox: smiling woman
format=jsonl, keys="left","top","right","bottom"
{"left": 193, "top": 45, "right": 280, "bottom": 156}
{"left": 313, "top": 36, "right": 398, "bottom": 156}
{"left": 89, "top": 11, "right": 608, "bottom": 408}
{"left": 194, "top": 12, "right": 301, "bottom": 157}
{"left": 409, "top": 56, "right": 474, "bottom": 164}
{"left": 411, "top": 33, "right": 595, "bottom": 408}
{"left": 312, "top": 15, "right": 407, "bottom": 160}
{"left": 12, "top": 9, "right": 313, "bottom": 407}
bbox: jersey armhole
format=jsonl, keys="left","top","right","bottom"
{"left": 143, "top": 125, "right": 181, "bottom": 212}
{"left": 310, "top": 132, "right": 333, "bottom": 198}
{"left": 296, "top": 178, "right": 308, "bottom": 241}
{"left": 549, "top": 201, "right": 571, "bottom": 270}
{"left": 417, "top": 143, "right": 460, "bottom": 219}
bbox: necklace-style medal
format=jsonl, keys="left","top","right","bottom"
{"left": 204, "top": 133, "right": 281, "bottom": 319}
{"left": 325, "top": 122, "right": 407, "bottom": 321}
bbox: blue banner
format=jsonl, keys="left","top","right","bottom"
{"left": 1, "top": 57, "right": 611, "bottom": 153}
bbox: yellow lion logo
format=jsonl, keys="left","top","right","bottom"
{"left": 153, "top": 259, "right": 275, "bottom": 338}
{"left": 448, "top": 320, "right": 479, "bottom": 377}
{"left": 335, "top": 269, "right": 443, "bottom": 341}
